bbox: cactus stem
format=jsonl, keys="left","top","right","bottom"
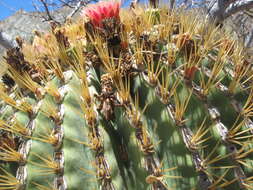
{"left": 29, "top": 130, "right": 59, "bottom": 146}
{"left": 116, "top": 79, "right": 169, "bottom": 189}
{"left": 173, "top": 90, "right": 192, "bottom": 126}
{"left": 199, "top": 64, "right": 224, "bottom": 97}
{"left": 242, "top": 177, "right": 253, "bottom": 189}
{"left": 40, "top": 100, "right": 62, "bottom": 123}
{"left": 208, "top": 169, "right": 237, "bottom": 189}
{"left": 190, "top": 118, "right": 211, "bottom": 151}
{"left": 7, "top": 69, "right": 43, "bottom": 99}
{"left": 32, "top": 181, "right": 57, "bottom": 190}
{"left": 146, "top": 53, "right": 164, "bottom": 86}
{"left": 80, "top": 166, "right": 97, "bottom": 176}
{"left": 0, "top": 92, "right": 41, "bottom": 189}
{"left": 202, "top": 64, "right": 253, "bottom": 135}
{"left": 202, "top": 146, "right": 232, "bottom": 167}
{"left": 30, "top": 152, "right": 63, "bottom": 174}
{"left": 44, "top": 83, "right": 62, "bottom": 103}
{"left": 77, "top": 72, "right": 116, "bottom": 189}
{"left": 45, "top": 60, "right": 65, "bottom": 83}
{"left": 146, "top": 165, "right": 181, "bottom": 188}
{"left": 0, "top": 5, "right": 252, "bottom": 190}
{"left": 179, "top": 67, "right": 250, "bottom": 188}
{"left": 0, "top": 118, "right": 28, "bottom": 136}
{"left": 0, "top": 167, "right": 21, "bottom": 189}
{"left": 43, "top": 79, "right": 68, "bottom": 190}
{"left": 183, "top": 71, "right": 253, "bottom": 189}
{"left": 158, "top": 69, "right": 180, "bottom": 105}
{"left": 242, "top": 89, "right": 253, "bottom": 118}
{"left": 115, "top": 76, "right": 131, "bottom": 106}
{"left": 0, "top": 91, "right": 32, "bottom": 114}
{"left": 0, "top": 143, "right": 25, "bottom": 163}
{"left": 226, "top": 118, "right": 253, "bottom": 145}
{"left": 235, "top": 143, "right": 253, "bottom": 161}
{"left": 141, "top": 70, "right": 213, "bottom": 188}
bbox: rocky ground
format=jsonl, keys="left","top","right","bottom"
{"left": 0, "top": 6, "right": 75, "bottom": 56}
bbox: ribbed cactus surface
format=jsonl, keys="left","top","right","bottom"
{"left": 0, "top": 2, "right": 253, "bottom": 190}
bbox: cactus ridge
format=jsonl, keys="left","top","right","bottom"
{"left": 0, "top": 4, "right": 253, "bottom": 190}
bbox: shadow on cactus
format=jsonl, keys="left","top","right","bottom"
{"left": 0, "top": 1, "right": 253, "bottom": 190}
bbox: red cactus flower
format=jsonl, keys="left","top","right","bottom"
{"left": 82, "top": 1, "right": 121, "bottom": 28}
{"left": 185, "top": 66, "right": 198, "bottom": 81}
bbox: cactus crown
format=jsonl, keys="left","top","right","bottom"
{"left": 0, "top": 3, "right": 253, "bottom": 190}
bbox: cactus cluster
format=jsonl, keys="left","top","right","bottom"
{"left": 0, "top": 1, "right": 253, "bottom": 190}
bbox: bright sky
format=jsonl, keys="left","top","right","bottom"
{"left": 0, "top": 0, "right": 35, "bottom": 20}
{"left": 0, "top": 0, "right": 148, "bottom": 21}
{"left": 0, "top": 0, "right": 197, "bottom": 21}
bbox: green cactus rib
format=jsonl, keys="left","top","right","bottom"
{"left": 163, "top": 57, "right": 252, "bottom": 186}
{"left": 0, "top": 89, "right": 37, "bottom": 190}
{"left": 1, "top": 5, "right": 253, "bottom": 190}
{"left": 201, "top": 65, "right": 253, "bottom": 135}
{"left": 114, "top": 76, "right": 169, "bottom": 190}
{"left": 175, "top": 55, "right": 253, "bottom": 188}
{"left": 74, "top": 74, "right": 117, "bottom": 189}
{"left": 175, "top": 67, "right": 247, "bottom": 187}
{"left": 140, "top": 70, "right": 213, "bottom": 189}
{"left": 26, "top": 75, "right": 68, "bottom": 190}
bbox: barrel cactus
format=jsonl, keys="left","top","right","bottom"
{"left": 0, "top": 1, "right": 253, "bottom": 190}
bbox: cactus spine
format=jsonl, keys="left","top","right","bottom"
{"left": 0, "top": 2, "right": 253, "bottom": 190}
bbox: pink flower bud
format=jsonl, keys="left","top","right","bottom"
{"left": 82, "top": 1, "right": 121, "bottom": 28}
